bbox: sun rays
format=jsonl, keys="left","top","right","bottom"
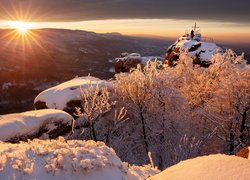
{"left": 0, "top": 0, "right": 51, "bottom": 56}
{"left": 6, "top": 21, "right": 34, "bottom": 35}
{"left": 0, "top": 24, "right": 50, "bottom": 61}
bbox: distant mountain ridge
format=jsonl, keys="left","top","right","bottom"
{"left": 0, "top": 28, "right": 168, "bottom": 82}
{"left": 0, "top": 28, "right": 168, "bottom": 114}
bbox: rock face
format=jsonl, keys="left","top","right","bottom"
{"left": 34, "top": 77, "right": 112, "bottom": 116}
{"left": 149, "top": 154, "right": 250, "bottom": 180}
{"left": 236, "top": 147, "right": 250, "bottom": 159}
{"left": 114, "top": 53, "right": 164, "bottom": 73}
{"left": 0, "top": 109, "right": 74, "bottom": 142}
{"left": 165, "top": 33, "right": 223, "bottom": 67}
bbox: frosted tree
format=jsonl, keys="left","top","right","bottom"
{"left": 114, "top": 61, "right": 200, "bottom": 168}
{"left": 75, "top": 84, "right": 115, "bottom": 141}
{"left": 114, "top": 63, "right": 157, "bottom": 164}
{"left": 203, "top": 52, "right": 250, "bottom": 154}
{"left": 177, "top": 50, "right": 250, "bottom": 154}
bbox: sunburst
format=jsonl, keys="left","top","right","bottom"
{"left": 1, "top": 21, "right": 49, "bottom": 59}
{"left": 6, "top": 21, "right": 34, "bottom": 35}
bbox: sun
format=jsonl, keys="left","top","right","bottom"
{"left": 6, "top": 21, "right": 34, "bottom": 34}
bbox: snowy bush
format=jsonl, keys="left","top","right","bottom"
{"left": 74, "top": 84, "right": 116, "bottom": 141}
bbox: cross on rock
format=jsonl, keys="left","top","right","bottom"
{"left": 192, "top": 23, "right": 199, "bottom": 34}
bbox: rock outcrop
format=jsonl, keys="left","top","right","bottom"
{"left": 114, "top": 53, "right": 164, "bottom": 73}
{"left": 165, "top": 33, "right": 223, "bottom": 67}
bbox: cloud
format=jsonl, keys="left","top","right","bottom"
{"left": 0, "top": 0, "right": 249, "bottom": 23}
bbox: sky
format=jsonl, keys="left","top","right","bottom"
{"left": 0, "top": 0, "right": 249, "bottom": 44}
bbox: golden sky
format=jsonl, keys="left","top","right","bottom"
{"left": 2, "top": 19, "right": 250, "bottom": 44}
{"left": 1, "top": 19, "right": 250, "bottom": 45}
{"left": 0, "top": 1, "right": 249, "bottom": 44}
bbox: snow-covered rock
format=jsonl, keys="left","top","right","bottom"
{"left": 114, "top": 53, "right": 164, "bottom": 73}
{"left": 2, "top": 82, "right": 12, "bottom": 91}
{"left": 0, "top": 109, "right": 73, "bottom": 142}
{"left": 0, "top": 138, "right": 158, "bottom": 180}
{"left": 34, "top": 77, "right": 112, "bottom": 116}
{"left": 166, "top": 34, "right": 223, "bottom": 67}
{"left": 149, "top": 154, "right": 250, "bottom": 180}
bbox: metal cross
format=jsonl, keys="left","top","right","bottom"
{"left": 192, "top": 23, "right": 199, "bottom": 33}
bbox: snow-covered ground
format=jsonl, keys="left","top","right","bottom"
{"left": 149, "top": 154, "right": 250, "bottom": 180}
{"left": 0, "top": 109, "right": 73, "bottom": 142}
{"left": 34, "top": 76, "right": 112, "bottom": 110}
{"left": 0, "top": 138, "right": 158, "bottom": 180}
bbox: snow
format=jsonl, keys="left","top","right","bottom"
{"left": 175, "top": 39, "right": 222, "bottom": 62}
{"left": 34, "top": 76, "right": 112, "bottom": 110}
{"left": 0, "top": 109, "right": 73, "bottom": 141}
{"left": 0, "top": 138, "right": 158, "bottom": 180}
{"left": 168, "top": 33, "right": 223, "bottom": 64}
{"left": 149, "top": 154, "right": 250, "bottom": 180}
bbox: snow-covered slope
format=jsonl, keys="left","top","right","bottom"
{"left": 0, "top": 109, "right": 73, "bottom": 142}
{"left": 0, "top": 138, "right": 158, "bottom": 180}
{"left": 34, "top": 77, "right": 112, "bottom": 112}
{"left": 149, "top": 154, "right": 250, "bottom": 180}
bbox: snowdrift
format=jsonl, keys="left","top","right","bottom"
{"left": 0, "top": 138, "right": 158, "bottom": 180}
{"left": 34, "top": 77, "right": 112, "bottom": 115}
{"left": 149, "top": 154, "right": 250, "bottom": 180}
{"left": 0, "top": 109, "right": 73, "bottom": 142}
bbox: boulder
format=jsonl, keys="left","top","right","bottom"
{"left": 34, "top": 77, "right": 112, "bottom": 116}
{"left": 0, "top": 109, "right": 74, "bottom": 142}
{"left": 114, "top": 53, "right": 164, "bottom": 73}
{"left": 114, "top": 53, "right": 142, "bottom": 73}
